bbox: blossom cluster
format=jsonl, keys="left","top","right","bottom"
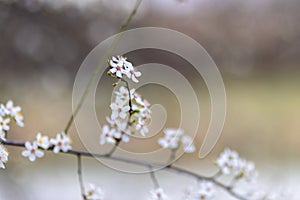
{"left": 0, "top": 100, "right": 24, "bottom": 169}
{"left": 108, "top": 56, "right": 141, "bottom": 83}
{"left": 0, "top": 100, "right": 24, "bottom": 141}
{"left": 158, "top": 128, "right": 196, "bottom": 153}
{"left": 216, "top": 148, "right": 257, "bottom": 182}
{"left": 22, "top": 132, "right": 72, "bottom": 162}
{"left": 181, "top": 181, "right": 215, "bottom": 200}
{"left": 100, "top": 56, "right": 151, "bottom": 145}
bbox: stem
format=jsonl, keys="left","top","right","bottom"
{"left": 4, "top": 139, "right": 247, "bottom": 200}
{"left": 77, "top": 154, "right": 86, "bottom": 200}
{"left": 149, "top": 165, "right": 160, "bottom": 189}
{"left": 64, "top": 0, "right": 143, "bottom": 134}
{"left": 168, "top": 148, "right": 178, "bottom": 164}
{"left": 107, "top": 139, "right": 121, "bottom": 156}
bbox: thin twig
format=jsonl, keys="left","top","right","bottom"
{"left": 64, "top": 0, "right": 143, "bottom": 134}
{"left": 77, "top": 154, "right": 86, "bottom": 200}
{"left": 149, "top": 165, "right": 160, "bottom": 189}
{"left": 4, "top": 139, "right": 247, "bottom": 200}
{"left": 168, "top": 148, "right": 178, "bottom": 164}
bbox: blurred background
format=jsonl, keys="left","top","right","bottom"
{"left": 0, "top": 0, "right": 299, "bottom": 199}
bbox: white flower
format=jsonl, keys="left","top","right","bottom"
{"left": 0, "top": 132, "right": 5, "bottom": 142}
{"left": 216, "top": 148, "right": 258, "bottom": 182}
{"left": 158, "top": 128, "right": 183, "bottom": 149}
{"left": 181, "top": 135, "right": 196, "bottom": 153}
{"left": 132, "top": 92, "right": 143, "bottom": 105}
{"left": 194, "top": 181, "right": 215, "bottom": 200}
{"left": 22, "top": 141, "right": 44, "bottom": 162}
{"left": 0, "top": 116, "right": 10, "bottom": 141}
{"left": 126, "top": 67, "right": 141, "bottom": 83}
{"left": 108, "top": 56, "right": 141, "bottom": 82}
{"left": 135, "top": 120, "right": 149, "bottom": 136}
{"left": 36, "top": 132, "right": 50, "bottom": 149}
{"left": 2, "top": 100, "right": 24, "bottom": 127}
{"left": 113, "top": 122, "right": 131, "bottom": 143}
{"left": 50, "top": 132, "right": 72, "bottom": 153}
{"left": 114, "top": 130, "right": 130, "bottom": 143}
{"left": 115, "top": 86, "right": 135, "bottom": 102}
{"left": 110, "top": 98, "right": 130, "bottom": 120}
{"left": 100, "top": 125, "right": 116, "bottom": 145}
{"left": 132, "top": 99, "right": 151, "bottom": 122}
{"left": 109, "top": 56, "right": 127, "bottom": 78}
{"left": 216, "top": 148, "right": 239, "bottom": 175}
{"left": 232, "top": 158, "right": 257, "bottom": 181}
{"left": 0, "top": 145, "right": 8, "bottom": 169}
{"left": 85, "top": 183, "right": 104, "bottom": 200}
{"left": 0, "top": 105, "right": 5, "bottom": 116}
{"left": 149, "top": 188, "right": 168, "bottom": 200}
{"left": 106, "top": 116, "right": 122, "bottom": 129}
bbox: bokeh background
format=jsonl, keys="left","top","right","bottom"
{"left": 0, "top": 0, "right": 299, "bottom": 199}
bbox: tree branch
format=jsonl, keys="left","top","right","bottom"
{"left": 4, "top": 139, "right": 247, "bottom": 200}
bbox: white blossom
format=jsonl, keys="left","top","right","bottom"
{"left": 106, "top": 117, "right": 128, "bottom": 133}
{"left": 115, "top": 86, "right": 135, "bottom": 102}
{"left": 149, "top": 188, "right": 168, "bottom": 200}
{"left": 232, "top": 158, "right": 257, "bottom": 181}
{"left": 0, "top": 144, "right": 8, "bottom": 169}
{"left": 216, "top": 148, "right": 258, "bottom": 182}
{"left": 121, "top": 56, "right": 142, "bottom": 83}
{"left": 181, "top": 135, "right": 196, "bottom": 153}
{"left": 113, "top": 122, "right": 131, "bottom": 143}
{"left": 113, "top": 130, "right": 130, "bottom": 143}
{"left": 100, "top": 125, "right": 116, "bottom": 145}
{"left": 216, "top": 148, "right": 239, "bottom": 175}
{"left": 22, "top": 141, "right": 44, "bottom": 162}
{"left": 36, "top": 132, "right": 50, "bottom": 149}
{"left": 50, "top": 132, "right": 72, "bottom": 153}
{"left": 158, "top": 128, "right": 183, "bottom": 149}
{"left": 109, "top": 56, "right": 126, "bottom": 78}
{"left": 135, "top": 119, "right": 149, "bottom": 136}
{"left": 0, "top": 105, "right": 5, "bottom": 116}
{"left": 85, "top": 183, "right": 104, "bottom": 200}
{"left": 132, "top": 92, "right": 143, "bottom": 105}
{"left": 110, "top": 98, "right": 130, "bottom": 120}
{"left": 1, "top": 100, "right": 24, "bottom": 127}
{"left": 108, "top": 55, "right": 141, "bottom": 83}
{"left": 126, "top": 66, "right": 141, "bottom": 83}
{"left": 0, "top": 116, "right": 10, "bottom": 141}
{"left": 194, "top": 181, "right": 215, "bottom": 200}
